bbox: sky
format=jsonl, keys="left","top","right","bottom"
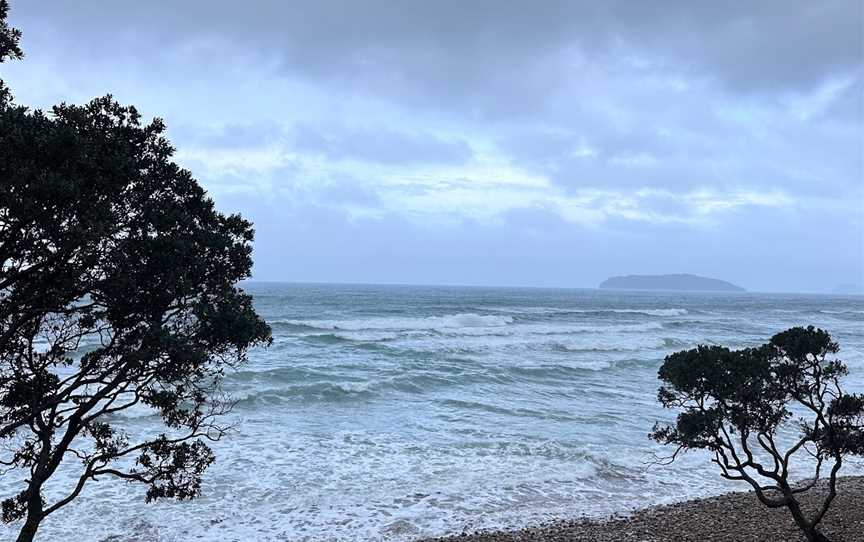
{"left": 3, "top": 1, "right": 863, "bottom": 293}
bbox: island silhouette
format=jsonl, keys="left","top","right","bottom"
{"left": 599, "top": 274, "right": 745, "bottom": 292}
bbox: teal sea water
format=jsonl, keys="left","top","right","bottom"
{"left": 10, "top": 284, "right": 864, "bottom": 541}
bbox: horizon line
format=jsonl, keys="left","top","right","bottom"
{"left": 239, "top": 279, "right": 862, "bottom": 297}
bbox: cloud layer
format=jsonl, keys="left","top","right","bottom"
{"left": 4, "top": 1, "right": 862, "bottom": 291}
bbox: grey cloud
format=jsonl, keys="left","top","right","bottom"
{"left": 9, "top": 1, "right": 862, "bottom": 119}
{"left": 169, "top": 121, "right": 285, "bottom": 149}
{"left": 168, "top": 118, "right": 474, "bottom": 166}
{"left": 4, "top": 1, "right": 861, "bottom": 291}
{"left": 822, "top": 77, "right": 864, "bottom": 124}
{"left": 219, "top": 193, "right": 862, "bottom": 293}
{"left": 288, "top": 124, "right": 473, "bottom": 165}
{"left": 315, "top": 178, "right": 381, "bottom": 206}
{"left": 497, "top": 80, "right": 862, "bottom": 198}
{"left": 287, "top": 175, "right": 383, "bottom": 207}
{"left": 201, "top": 166, "right": 382, "bottom": 208}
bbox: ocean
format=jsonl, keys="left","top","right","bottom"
{"left": 8, "top": 284, "right": 864, "bottom": 541}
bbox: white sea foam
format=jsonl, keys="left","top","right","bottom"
{"left": 324, "top": 330, "right": 401, "bottom": 342}
{"left": 548, "top": 336, "right": 667, "bottom": 353}
{"left": 521, "top": 322, "right": 664, "bottom": 335}
{"left": 287, "top": 318, "right": 664, "bottom": 343}
{"left": 486, "top": 306, "right": 688, "bottom": 317}
{"left": 281, "top": 312, "right": 515, "bottom": 333}
{"left": 7, "top": 286, "right": 863, "bottom": 542}
{"left": 610, "top": 308, "right": 688, "bottom": 316}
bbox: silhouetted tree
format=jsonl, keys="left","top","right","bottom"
{"left": 651, "top": 326, "right": 864, "bottom": 542}
{"left": 0, "top": 4, "right": 272, "bottom": 540}
{"left": 0, "top": 0, "right": 23, "bottom": 107}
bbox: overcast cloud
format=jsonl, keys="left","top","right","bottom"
{"left": 4, "top": 1, "right": 862, "bottom": 292}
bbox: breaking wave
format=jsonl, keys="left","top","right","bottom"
{"left": 12, "top": 283, "right": 864, "bottom": 542}
{"left": 275, "top": 313, "right": 515, "bottom": 332}
{"left": 486, "top": 307, "right": 688, "bottom": 317}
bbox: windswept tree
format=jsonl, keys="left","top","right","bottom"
{"left": 0, "top": 0, "right": 23, "bottom": 107}
{"left": 651, "top": 326, "right": 864, "bottom": 542}
{"left": 0, "top": 5, "right": 271, "bottom": 541}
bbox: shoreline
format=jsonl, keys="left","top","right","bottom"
{"left": 421, "top": 476, "right": 864, "bottom": 542}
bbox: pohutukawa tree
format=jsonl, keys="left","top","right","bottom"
{"left": 651, "top": 326, "right": 864, "bottom": 542}
{"left": 0, "top": 4, "right": 272, "bottom": 541}
{"left": 0, "top": 0, "right": 22, "bottom": 107}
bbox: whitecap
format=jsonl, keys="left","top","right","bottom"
{"left": 279, "top": 313, "right": 515, "bottom": 333}
{"left": 610, "top": 308, "right": 688, "bottom": 316}
{"left": 484, "top": 306, "right": 688, "bottom": 317}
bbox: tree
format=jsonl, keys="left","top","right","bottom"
{"left": 650, "top": 326, "right": 864, "bottom": 542}
{"left": 0, "top": 4, "right": 272, "bottom": 541}
{"left": 0, "top": 0, "right": 23, "bottom": 107}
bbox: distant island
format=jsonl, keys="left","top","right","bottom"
{"left": 599, "top": 274, "right": 745, "bottom": 292}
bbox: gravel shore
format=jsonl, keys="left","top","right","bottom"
{"left": 422, "top": 477, "right": 864, "bottom": 542}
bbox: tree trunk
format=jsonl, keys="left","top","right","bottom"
{"left": 805, "top": 527, "right": 832, "bottom": 542}
{"left": 15, "top": 514, "right": 41, "bottom": 542}
{"left": 786, "top": 499, "right": 831, "bottom": 542}
{"left": 16, "top": 482, "right": 44, "bottom": 542}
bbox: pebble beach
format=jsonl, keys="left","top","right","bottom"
{"left": 423, "top": 477, "right": 864, "bottom": 542}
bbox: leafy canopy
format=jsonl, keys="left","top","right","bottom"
{"left": 0, "top": 0, "right": 23, "bottom": 106}
{"left": 0, "top": 14, "right": 272, "bottom": 538}
{"left": 651, "top": 326, "right": 863, "bottom": 542}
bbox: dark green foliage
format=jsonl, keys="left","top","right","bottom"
{"left": 0, "top": 5, "right": 272, "bottom": 540}
{"left": 0, "top": 0, "right": 22, "bottom": 106}
{"left": 135, "top": 438, "right": 215, "bottom": 502}
{"left": 0, "top": 0, "right": 20, "bottom": 62}
{"left": 651, "top": 326, "right": 864, "bottom": 542}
